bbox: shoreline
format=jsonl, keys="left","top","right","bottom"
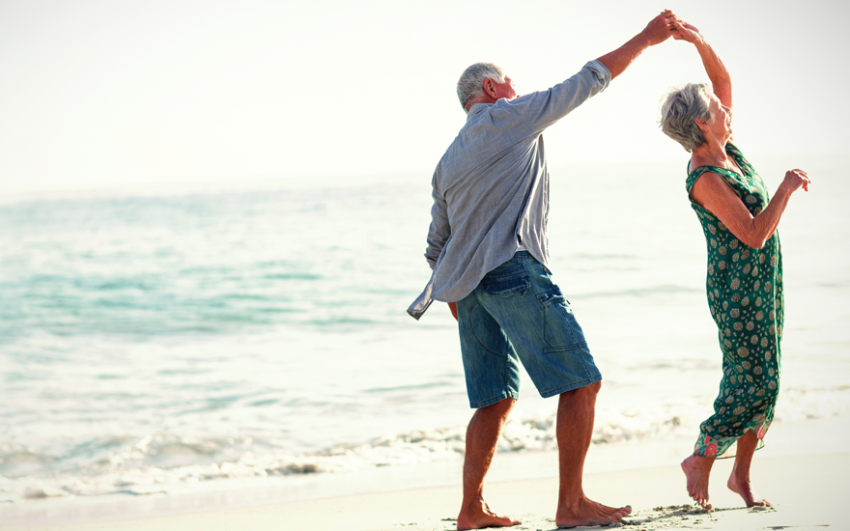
{"left": 3, "top": 453, "right": 846, "bottom": 531}
{"left": 2, "top": 415, "right": 847, "bottom": 530}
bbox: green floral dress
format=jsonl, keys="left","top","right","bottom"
{"left": 685, "top": 143, "right": 783, "bottom": 458}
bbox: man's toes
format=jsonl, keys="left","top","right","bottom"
{"left": 606, "top": 504, "right": 631, "bottom": 519}
{"left": 610, "top": 506, "right": 629, "bottom": 517}
{"left": 600, "top": 505, "right": 631, "bottom": 523}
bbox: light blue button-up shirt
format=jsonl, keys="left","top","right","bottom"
{"left": 408, "top": 60, "right": 611, "bottom": 320}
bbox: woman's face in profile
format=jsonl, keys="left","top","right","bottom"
{"left": 704, "top": 94, "right": 732, "bottom": 141}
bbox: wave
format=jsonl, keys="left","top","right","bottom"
{"left": 2, "top": 385, "right": 848, "bottom": 503}
{"left": 579, "top": 284, "right": 702, "bottom": 299}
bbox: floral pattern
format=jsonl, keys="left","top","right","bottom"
{"left": 685, "top": 143, "right": 783, "bottom": 459}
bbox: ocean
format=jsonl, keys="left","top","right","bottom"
{"left": 1, "top": 157, "right": 848, "bottom": 522}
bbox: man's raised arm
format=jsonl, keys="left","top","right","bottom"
{"left": 596, "top": 10, "right": 677, "bottom": 80}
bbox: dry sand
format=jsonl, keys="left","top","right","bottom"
{"left": 3, "top": 452, "right": 845, "bottom": 531}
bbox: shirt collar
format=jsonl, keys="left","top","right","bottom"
{"left": 467, "top": 103, "right": 491, "bottom": 118}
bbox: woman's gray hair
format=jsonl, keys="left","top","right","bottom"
{"left": 457, "top": 62, "right": 506, "bottom": 112}
{"left": 659, "top": 83, "right": 714, "bottom": 152}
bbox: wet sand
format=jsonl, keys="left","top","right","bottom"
{"left": 3, "top": 450, "right": 846, "bottom": 531}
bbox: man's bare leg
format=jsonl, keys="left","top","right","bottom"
{"left": 555, "top": 382, "right": 631, "bottom": 528}
{"left": 727, "top": 430, "right": 770, "bottom": 507}
{"left": 456, "top": 397, "right": 522, "bottom": 531}
{"left": 681, "top": 451, "right": 716, "bottom": 510}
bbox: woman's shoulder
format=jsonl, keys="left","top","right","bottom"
{"left": 686, "top": 164, "right": 727, "bottom": 188}
{"left": 685, "top": 164, "right": 722, "bottom": 197}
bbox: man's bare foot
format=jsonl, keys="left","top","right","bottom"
{"left": 555, "top": 497, "right": 631, "bottom": 528}
{"left": 456, "top": 499, "right": 521, "bottom": 531}
{"left": 727, "top": 473, "right": 771, "bottom": 507}
{"left": 681, "top": 453, "right": 715, "bottom": 510}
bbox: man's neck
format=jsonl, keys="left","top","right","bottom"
{"left": 464, "top": 95, "right": 496, "bottom": 113}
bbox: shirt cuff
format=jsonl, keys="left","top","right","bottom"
{"left": 584, "top": 59, "right": 612, "bottom": 92}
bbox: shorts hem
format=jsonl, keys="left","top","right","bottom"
{"left": 469, "top": 390, "right": 519, "bottom": 409}
{"left": 539, "top": 375, "right": 602, "bottom": 399}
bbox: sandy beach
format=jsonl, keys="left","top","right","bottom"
{"left": 3, "top": 453, "right": 845, "bottom": 531}
{"left": 2, "top": 2, "right": 848, "bottom": 530}
{"left": 4, "top": 415, "right": 847, "bottom": 531}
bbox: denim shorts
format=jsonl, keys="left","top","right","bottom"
{"left": 456, "top": 251, "right": 602, "bottom": 408}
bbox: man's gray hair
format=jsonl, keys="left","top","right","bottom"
{"left": 457, "top": 62, "right": 506, "bottom": 112}
{"left": 659, "top": 83, "right": 714, "bottom": 152}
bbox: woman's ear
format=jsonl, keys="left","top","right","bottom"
{"left": 694, "top": 117, "right": 709, "bottom": 132}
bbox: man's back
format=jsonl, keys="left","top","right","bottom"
{"left": 410, "top": 60, "right": 610, "bottom": 316}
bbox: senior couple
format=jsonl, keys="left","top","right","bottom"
{"left": 407, "top": 8, "right": 810, "bottom": 530}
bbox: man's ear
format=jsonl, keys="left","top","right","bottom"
{"left": 483, "top": 78, "right": 495, "bottom": 98}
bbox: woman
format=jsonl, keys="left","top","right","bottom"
{"left": 660, "top": 21, "right": 810, "bottom": 509}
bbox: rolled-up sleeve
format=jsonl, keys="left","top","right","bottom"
{"left": 424, "top": 174, "right": 450, "bottom": 269}
{"left": 512, "top": 60, "right": 611, "bottom": 134}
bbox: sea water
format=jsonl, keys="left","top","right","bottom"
{"left": 1, "top": 158, "right": 848, "bottom": 518}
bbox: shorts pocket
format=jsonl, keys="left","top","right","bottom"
{"left": 537, "top": 287, "right": 572, "bottom": 312}
{"left": 540, "top": 344, "right": 593, "bottom": 382}
{"left": 483, "top": 277, "right": 530, "bottom": 297}
{"left": 537, "top": 287, "right": 586, "bottom": 349}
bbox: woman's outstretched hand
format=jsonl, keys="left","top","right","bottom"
{"left": 672, "top": 21, "right": 702, "bottom": 43}
{"left": 781, "top": 169, "right": 811, "bottom": 193}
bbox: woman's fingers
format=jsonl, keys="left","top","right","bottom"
{"left": 785, "top": 169, "right": 811, "bottom": 192}
{"left": 671, "top": 20, "right": 700, "bottom": 41}
{"left": 800, "top": 170, "right": 811, "bottom": 191}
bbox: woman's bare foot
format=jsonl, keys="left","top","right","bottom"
{"left": 681, "top": 453, "right": 715, "bottom": 510}
{"left": 727, "top": 472, "right": 771, "bottom": 507}
{"left": 726, "top": 430, "right": 770, "bottom": 507}
{"left": 456, "top": 499, "right": 521, "bottom": 531}
{"left": 555, "top": 497, "right": 631, "bottom": 528}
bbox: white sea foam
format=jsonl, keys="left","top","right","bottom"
{"left": 2, "top": 385, "right": 847, "bottom": 504}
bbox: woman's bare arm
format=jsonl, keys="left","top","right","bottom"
{"left": 673, "top": 22, "right": 732, "bottom": 110}
{"left": 691, "top": 170, "right": 810, "bottom": 249}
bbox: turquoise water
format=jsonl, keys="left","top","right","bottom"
{"left": 1, "top": 159, "right": 848, "bottom": 506}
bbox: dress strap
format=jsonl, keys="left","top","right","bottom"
{"left": 725, "top": 143, "right": 753, "bottom": 176}
{"left": 685, "top": 166, "right": 712, "bottom": 197}
{"left": 687, "top": 165, "right": 750, "bottom": 203}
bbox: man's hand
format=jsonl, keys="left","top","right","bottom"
{"left": 641, "top": 9, "right": 678, "bottom": 46}
{"left": 672, "top": 21, "right": 702, "bottom": 44}
{"left": 597, "top": 9, "right": 677, "bottom": 79}
{"left": 448, "top": 302, "right": 458, "bottom": 321}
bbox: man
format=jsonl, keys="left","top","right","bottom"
{"left": 408, "top": 11, "right": 678, "bottom": 530}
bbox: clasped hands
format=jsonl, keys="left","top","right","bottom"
{"left": 644, "top": 9, "right": 703, "bottom": 45}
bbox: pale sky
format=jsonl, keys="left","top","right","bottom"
{"left": 1, "top": 0, "right": 847, "bottom": 194}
